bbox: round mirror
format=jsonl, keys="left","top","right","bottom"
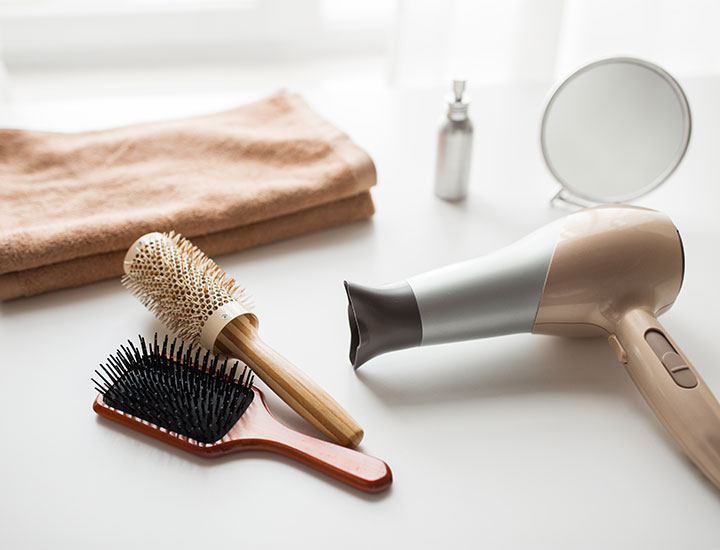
{"left": 541, "top": 57, "right": 691, "bottom": 203}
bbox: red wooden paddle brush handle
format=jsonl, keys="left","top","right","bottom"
{"left": 225, "top": 390, "right": 392, "bottom": 493}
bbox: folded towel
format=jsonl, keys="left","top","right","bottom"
{"left": 0, "top": 92, "right": 376, "bottom": 300}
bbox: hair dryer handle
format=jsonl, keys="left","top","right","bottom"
{"left": 614, "top": 308, "right": 720, "bottom": 488}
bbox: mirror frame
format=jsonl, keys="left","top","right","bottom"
{"left": 540, "top": 57, "right": 692, "bottom": 204}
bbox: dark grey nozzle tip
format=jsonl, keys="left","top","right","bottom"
{"left": 344, "top": 280, "right": 422, "bottom": 369}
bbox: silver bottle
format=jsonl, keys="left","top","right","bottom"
{"left": 434, "top": 79, "right": 473, "bottom": 201}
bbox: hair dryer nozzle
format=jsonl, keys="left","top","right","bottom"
{"left": 344, "top": 281, "right": 422, "bottom": 368}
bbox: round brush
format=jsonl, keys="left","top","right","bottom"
{"left": 122, "top": 231, "right": 364, "bottom": 447}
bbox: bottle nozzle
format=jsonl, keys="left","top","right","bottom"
{"left": 452, "top": 79, "right": 466, "bottom": 102}
{"left": 446, "top": 79, "right": 470, "bottom": 121}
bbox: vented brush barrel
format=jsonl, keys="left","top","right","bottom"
{"left": 123, "top": 232, "right": 364, "bottom": 447}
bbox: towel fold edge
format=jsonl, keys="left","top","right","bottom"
{"left": 0, "top": 190, "right": 375, "bottom": 301}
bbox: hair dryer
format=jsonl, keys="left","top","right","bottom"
{"left": 345, "top": 205, "right": 720, "bottom": 488}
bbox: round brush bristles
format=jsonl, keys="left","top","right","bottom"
{"left": 122, "top": 231, "right": 252, "bottom": 344}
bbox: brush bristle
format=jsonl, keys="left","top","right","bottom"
{"left": 92, "top": 334, "right": 254, "bottom": 444}
{"left": 121, "top": 231, "right": 252, "bottom": 344}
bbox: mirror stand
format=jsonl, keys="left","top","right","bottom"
{"left": 549, "top": 186, "right": 603, "bottom": 209}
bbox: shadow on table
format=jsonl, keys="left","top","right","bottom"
{"left": 0, "top": 276, "right": 124, "bottom": 316}
{"left": 353, "top": 335, "right": 640, "bottom": 406}
{"left": 354, "top": 334, "right": 720, "bottom": 496}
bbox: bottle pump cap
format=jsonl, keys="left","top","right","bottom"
{"left": 446, "top": 79, "right": 470, "bottom": 121}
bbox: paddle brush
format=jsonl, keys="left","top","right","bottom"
{"left": 91, "top": 335, "right": 392, "bottom": 493}
{"left": 122, "top": 231, "right": 363, "bottom": 447}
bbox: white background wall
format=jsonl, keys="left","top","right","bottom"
{"left": 0, "top": 0, "right": 718, "bottom": 96}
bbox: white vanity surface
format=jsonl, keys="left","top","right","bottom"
{"left": 1, "top": 72, "right": 719, "bottom": 548}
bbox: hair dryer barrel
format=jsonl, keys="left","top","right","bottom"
{"left": 345, "top": 221, "right": 562, "bottom": 368}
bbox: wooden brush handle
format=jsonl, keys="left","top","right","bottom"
{"left": 215, "top": 316, "right": 364, "bottom": 447}
{"left": 231, "top": 390, "right": 392, "bottom": 492}
{"left": 256, "top": 423, "right": 391, "bottom": 493}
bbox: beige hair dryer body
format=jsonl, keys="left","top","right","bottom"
{"left": 345, "top": 205, "right": 720, "bottom": 488}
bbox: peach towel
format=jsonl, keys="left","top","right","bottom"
{"left": 0, "top": 92, "right": 376, "bottom": 300}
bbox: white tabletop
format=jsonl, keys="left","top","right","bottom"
{"left": 1, "top": 76, "right": 720, "bottom": 549}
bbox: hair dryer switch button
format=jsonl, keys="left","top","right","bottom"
{"left": 645, "top": 330, "right": 698, "bottom": 388}
{"left": 670, "top": 368, "right": 698, "bottom": 388}
{"left": 608, "top": 334, "right": 627, "bottom": 363}
{"left": 661, "top": 351, "right": 698, "bottom": 389}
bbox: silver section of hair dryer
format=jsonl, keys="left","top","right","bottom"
{"left": 345, "top": 218, "right": 565, "bottom": 367}
{"left": 406, "top": 220, "right": 562, "bottom": 346}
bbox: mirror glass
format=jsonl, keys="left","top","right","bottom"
{"left": 541, "top": 58, "right": 691, "bottom": 203}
